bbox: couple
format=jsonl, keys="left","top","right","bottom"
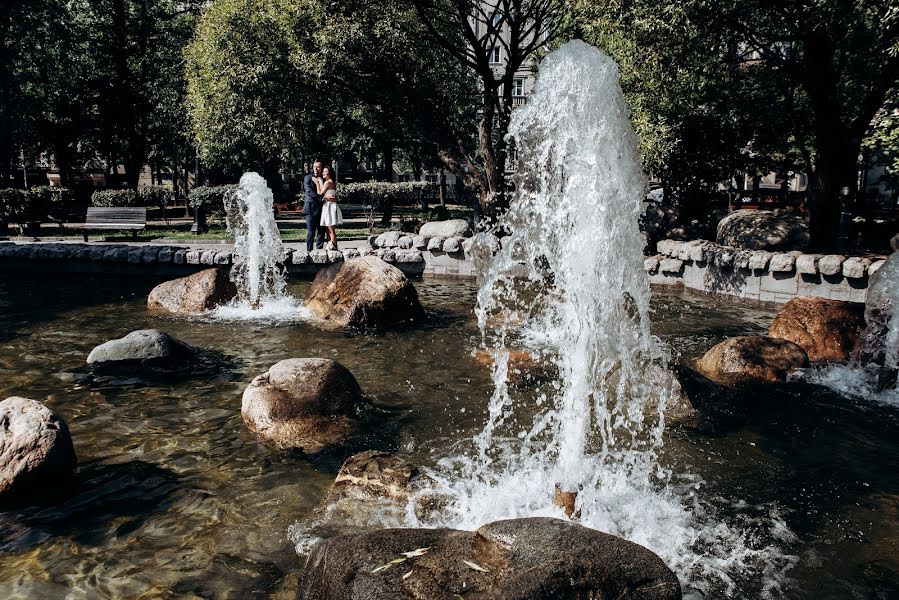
{"left": 303, "top": 160, "right": 343, "bottom": 251}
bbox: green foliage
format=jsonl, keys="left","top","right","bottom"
{"left": 0, "top": 189, "right": 29, "bottom": 225}
{"left": 91, "top": 190, "right": 139, "bottom": 208}
{"left": 184, "top": 0, "right": 309, "bottom": 171}
{"left": 29, "top": 186, "right": 71, "bottom": 224}
{"left": 335, "top": 182, "right": 433, "bottom": 208}
{"left": 863, "top": 104, "right": 899, "bottom": 178}
{"left": 138, "top": 186, "right": 173, "bottom": 211}
{"left": 188, "top": 185, "right": 237, "bottom": 219}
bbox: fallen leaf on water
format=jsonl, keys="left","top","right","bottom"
{"left": 402, "top": 570, "right": 413, "bottom": 580}
{"left": 463, "top": 559, "right": 489, "bottom": 572}
{"left": 401, "top": 547, "right": 430, "bottom": 558}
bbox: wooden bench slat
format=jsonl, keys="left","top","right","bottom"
{"left": 83, "top": 207, "right": 147, "bottom": 241}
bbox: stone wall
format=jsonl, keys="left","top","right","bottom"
{"left": 0, "top": 239, "right": 477, "bottom": 279}
{"left": 645, "top": 239, "right": 887, "bottom": 304}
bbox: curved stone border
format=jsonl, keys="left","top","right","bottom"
{"left": 647, "top": 239, "right": 885, "bottom": 304}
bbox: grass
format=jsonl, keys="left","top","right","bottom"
{"left": 3, "top": 204, "right": 474, "bottom": 243}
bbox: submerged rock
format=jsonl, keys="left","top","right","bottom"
{"left": 670, "top": 365, "right": 749, "bottom": 430}
{"left": 716, "top": 209, "right": 809, "bottom": 251}
{"left": 305, "top": 256, "right": 426, "bottom": 327}
{"left": 298, "top": 517, "right": 681, "bottom": 600}
{"left": 418, "top": 219, "right": 472, "bottom": 239}
{"left": 241, "top": 358, "right": 374, "bottom": 453}
{"left": 472, "top": 349, "right": 554, "bottom": 387}
{"left": 147, "top": 267, "right": 237, "bottom": 314}
{"left": 696, "top": 335, "right": 809, "bottom": 384}
{"left": 0, "top": 397, "right": 77, "bottom": 506}
{"left": 86, "top": 329, "right": 203, "bottom": 376}
{"left": 854, "top": 250, "right": 899, "bottom": 367}
{"left": 768, "top": 297, "right": 865, "bottom": 362}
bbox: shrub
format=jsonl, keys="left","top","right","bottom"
{"left": 91, "top": 189, "right": 139, "bottom": 207}
{"left": 138, "top": 186, "right": 173, "bottom": 211}
{"left": 188, "top": 185, "right": 236, "bottom": 220}
{"left": 29, "top": 186, "right": 71, "bottom": 225}
{"left": 0, "top": 188, "right": 28, "bottom": 225}
{"left": 334, "top": 181, "right": 433, "bottom": 208}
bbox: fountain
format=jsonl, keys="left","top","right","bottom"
{"left": 409, "top": 41, "right": 795, "bottom": 596}
{"left": 211, "top": 172, "right": 305, "bottom": 320}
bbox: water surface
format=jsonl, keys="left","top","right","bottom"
{"left": 0, "top": 272, "right": 895, "bottom": 598}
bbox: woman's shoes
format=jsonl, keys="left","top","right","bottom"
{"left": 325, "top": 241, "right": 339, "bottom": 251}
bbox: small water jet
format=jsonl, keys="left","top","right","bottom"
{"left": 210, "top": 172, "right": 306, "bottom": 321}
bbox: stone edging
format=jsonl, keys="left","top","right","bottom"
{"left": 0, "top": 238, "right": 479, "bottom": 278}
{"left": 645, "top": 239, "right": 886, "bottom": 304}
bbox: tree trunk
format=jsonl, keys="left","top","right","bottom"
{"left": 438, "top": 169, "right": 446, "bottom": 206}
{"left": 380, "top": 145, "right": 394, "bottom": 226}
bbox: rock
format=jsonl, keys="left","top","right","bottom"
{"left": 86, "top": 329, "right": 200, "bottom": 375}
{"left": 644, "top": 256, "right": 660, "bottom": 274}
{"left": 768, "top": 297, "right": 865, "bottom": 362}
{"left": 147, "top": 268, "right": 237, "bottom": 314}
{"left": 310, "top": 249, "right": 328, "bottom": 264}
{"left": 411, "top": 234, "right": 429, "bottom": 250}
{"left": 241, "top": 358, "right": 373, "bottom": 453}
{"left": 305, "top": 256, "right": 426, "bottom": 327}
{"left": 442, "top": 237, "right": 463, "bottom": 253}
{"left": 696, "top": 335, "right": 809, "bottom": 384}
{"left": 768, "top": 253, "right": 797, "bottom": 272}
{"left": 397, "top": 235, "right": 413, "bottom": 249}
{"left": 659, "top": 258, "right": 684, "bottom": 274}
{"left": 716, "top": 209, "right": 809, "bottom": 251}
{"left": 795, "top": 254, "right": 821, "bottom": 275}
{"left": 817, "top": 254, "right": 845, "bottom": 277}
{"left": 464, "top": 232, "right": 501, "bottom": 265}
{"left": 854, "top": 252, "right": 899, "bottom": 366}
{"left": 375, "top": 231, "right": 403, "bottom": 248}
{"left": 326, "top": 451, "right": 431, "bottom": 503}
{"left": 394, "top": 250, "right": 424, "bottom": 263}
{"left": 427, "top": 236, "right": 446, "bottom": 251}
{"left": 297, "top": 517, "right": 681, "bottom": 600}
{"left": 419, "top": 219, "right": 472, "bottom": 238}
{"left": 292, "top": 250, "right": 310, "bottom": 265}
{"left": 747, "top": 250, "right": 773, "bottom": 271}
{"left": 0, "top": 397, "right": 77, "bottom": 505}
{"left": 472, "top": 349, "right": 554, "bottom": 386}
{"left": 842, "top": 256, "right": 871, "bottom": 279}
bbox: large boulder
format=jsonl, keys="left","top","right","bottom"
{"left": 86, "top": 329, "right": 200, "bottom": 376}
{"left": 148, "top": 267, "right": 237, "bottom": 314}
{"left": 419, "top": 219, "right": 472, "bottom": 239}
{"left": 298, "top": 517, "right": 681, "bottom": 600}
{"left": 305, "top": 256, "right": 426, "bottom": 327}
{"left": 0, "top": 397, "right": 77, "bottom": 506}
{"left": 472, "top": 349, "right": 555, "bottom": 387}
{"left": 241, "top": 358, "right": 374, "bottom": 453}
{"left": 854, "top": 251, "right": 898, "bottom": 367}
{"left": 768, "top": 297, "right": 865, "bottom": 362}
{"left": 716, "top": 209, "right": 809, "bottom": 251}
{"left": 696, "top": 335, "right": 809, "bottom": 384}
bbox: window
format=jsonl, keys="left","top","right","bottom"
{"left": 490, "top": 47, "right": 501, "bottom": 64}
{"left": 491, "top": 10, "right": 502, "bottom": 28}
{"left": 512, "top": 78, "right": 524, "bottom": 96}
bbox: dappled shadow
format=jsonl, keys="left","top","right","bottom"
{"left": 0, "top": 460, "right": 183, "bottom": 553}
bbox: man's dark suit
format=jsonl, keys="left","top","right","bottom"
{"left": 303, "top": 174, "right": 325, "bottom": 251}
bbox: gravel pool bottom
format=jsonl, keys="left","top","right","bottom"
{"left": 0, "top": 272, "right": 896, "bottom": 599}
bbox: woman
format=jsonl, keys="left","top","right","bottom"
{"left": 315, "top": 165, "right": 343, "bottom": 249}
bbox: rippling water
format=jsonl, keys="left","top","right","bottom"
{"left": 0, "top": 271, "right": 897, "bottom": 598}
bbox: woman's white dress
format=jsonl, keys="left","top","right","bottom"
{"left": 320, "top": 189, "right": 343, "bottom": 226}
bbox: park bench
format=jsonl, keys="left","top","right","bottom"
{"left": 82, "top": 207, "right": 147, "bottom": 242}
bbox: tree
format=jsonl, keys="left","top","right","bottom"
{"left": 185, "top": 0, "right": 478, "bottom": 201}
{"left": 409, "top": 0, "right": 576, "bottom": 220}
{"left": 583, "top": 0, "right": 898, "bottom": 250}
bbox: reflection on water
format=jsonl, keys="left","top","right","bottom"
{"left": 0, "top": 272, "right": 896, "bottom": 598}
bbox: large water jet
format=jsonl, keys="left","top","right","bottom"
{"left": 413, "top": 40, "right": 795, "bottom": 597}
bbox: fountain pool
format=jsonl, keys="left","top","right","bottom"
{"left": 0, "top": 272, "right": 896, "bottom": 598}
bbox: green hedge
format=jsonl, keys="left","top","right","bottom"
{"left": 0, "top": 187, "right": 72, "bottom": 226}
{"left": 188, "top": 185, "right": 236, "bottom": 219}
{"left": 91, "top": 189, "right": 139, "bottom": 207}
{"left": 334, "top": 181, "right": 433, "bottom": 207}
{"left": 138, "top": 186, "right": 173, "bottom": 211}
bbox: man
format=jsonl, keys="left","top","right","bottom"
{"left": 303, "top": 160, "right": 326, "bottom": 251}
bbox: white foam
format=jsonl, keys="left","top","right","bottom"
{"left": 409, "top": 40, "right": 796, "bottom": 597}
{"left": 207, "top": 296, "right": 311, "bottom": 324}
